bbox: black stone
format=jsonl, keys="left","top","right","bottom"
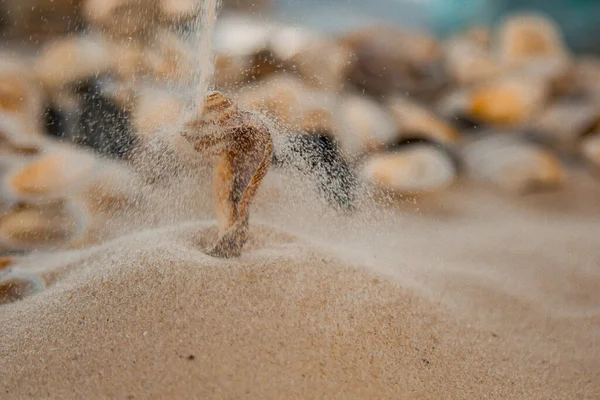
{"left": 72, "top": 80, "right": 136, "bottom": 160}
{"left": 273, "top": 131, "right": 358, "bottom": 210}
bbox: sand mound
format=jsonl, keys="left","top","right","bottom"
{"left": 0, "top": 221, "right": 566, "bottom": 399}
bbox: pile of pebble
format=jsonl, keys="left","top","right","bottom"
{"left": 1, "top": 0, "right": 600, "bottom": 255}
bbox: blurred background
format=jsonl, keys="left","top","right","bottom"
{"left": 3, "top": 0, "right": 600, "bottom": 52}
{"left": 270, "top": 0, "right": 600, "bottom": 54}
{"left": 2, "top": 0, "right": 600, "bottom": 253}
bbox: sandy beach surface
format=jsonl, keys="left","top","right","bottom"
{"left": 1, "top": 166, "right": 599, "bottom": 399}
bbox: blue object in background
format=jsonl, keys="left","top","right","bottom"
{"left": 271, "top": 0, "right": 600, "bottom": 53}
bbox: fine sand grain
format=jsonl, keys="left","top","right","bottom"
{"left": 1, "top": 169, "right": 600, "bottom": 399}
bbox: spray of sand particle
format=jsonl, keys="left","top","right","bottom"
{"left": 195, "top": 0, "right": 222, "bottom": 116}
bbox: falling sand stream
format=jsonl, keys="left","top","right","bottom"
{"left": 194, "top": 0, "right": 222, "bottom": 115}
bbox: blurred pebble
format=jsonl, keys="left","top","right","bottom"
{"left": 497, "top": 13, "right": 569, "bottom": 69}
{"left": 131, "top": 86, "right": 186, "bottom": 138}
{"left": 531, "top": 100, "right": 600, "bottom": 151}
{"left": 462, "top": 135, "right": 564, "bottom": 192}
{"left": 340, "top": 25, "right": 444, "bottom": 99}
{"left": 571, "top": 57, "right": 600, "bottom": 99}
{"left": 0, "top": 56, "right": 46, "bottom": 138}
{"left": 35, "top": 35, "right": 112, "bottom": 92}
{"left": 468, "top": 75, "right": 548, "bottom": 126}
{"left": 0, "top": 202, "right": 87, "bottom": 250}
{"left": 335, "top": 94, "right": 397, "bottom": 157}
{"left": 236, "top": 75, "right": 306, "bottom": 126}
{"left": 291, "top": 35, "right": 354, "bottom": 92}
{"left": 581, "top": 134, "right": 600, "bottom": 171}
{"left": 387, "top": 96, "right": 459, "bottom": 145}
{"left": 3, "top": 149, "right": 98, "bottom": 203}
{"left": 444, "top": 30, "right": 501, "bottom": 85}
{"left": 0, "top": 269, "right": 46, "bottom": 304}
{"left": 361, "top": 144, "right": 456, "bottom": 194}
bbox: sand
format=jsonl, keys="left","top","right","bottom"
{"left": 1, "top": 167, "right": 600, "bottom": 399}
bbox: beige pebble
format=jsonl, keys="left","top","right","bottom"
{"left": 3, "top": 149, "right": 98, "bottom": 203}
{"left": 335, "top": 94, "right": 397, "bottom": 157}
{"left": 213, "top": 15, "right": 273, "bottom": 57}
{"left": 387, "top": 96, "right": 459, "bottom": 145}
{"left": 0, "top": 55, "right": 46, "bottom": 138}
{"left": 0, "top": 270, "right": 47, "bottom": 304}
{"left": 236, "top": 75, "right": 338, "bottom": 134}
{"left": 107, "top": 40, "right": 150, "bottom": 81}
{"left": 0, "top": 202, "right": 87, "bottom": 250}
{"left": 0, "top": 115, "right": 45, "bottom": 154}
{"left": 468, "top": 75, "right": 548, "bottom": 126}
{"left": 361, "top": 145, "right": 456, "bottom": 194}
{"left": 497, "top": 13, "right": 569, "bottom": 68}
{"left": 532, "top": 100, "right": 600, "bottom": 151}
{"left": 236, "top": 75, "right": 305, "bottom": 126}
{"left": 444, "top": 33, "right": 501, "bottom": 85}
{"left": 35, "top": 35, "right": 112, "bottom": 91}
{"left": 462, "top": 136, "right": 563, "bottom": 192}
{"left": 290, "top": 36, "right": 354, "bottom": 92}
{"left": 581, "top": 134, "right": 600, "bottom": 170}
{"left": 269, "top": 25, "right": 318, "bottom": 62}
{"left": 158, "top": 0, "right": 199, "bottom": 23}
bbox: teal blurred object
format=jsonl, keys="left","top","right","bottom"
{"left": 429, "top": 0, "right": 500, "bottom": 35}
{"left": 432, "top": 0, "right": 600, "bottom": 53}
{"left": 273, "top": 0, "right": 600, "bottom": 53}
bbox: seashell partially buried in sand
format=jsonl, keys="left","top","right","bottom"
{"left": 0, "top": 202, "right": 87, "bottom": 251}
{"left": 3, "top": 149, "right": 98, "bottom": 203}
{"left": 361, "top": 145, "right": 456, "bottom": 195}
{"left": 461, "top": 135, "right": 563, "bottom": 193}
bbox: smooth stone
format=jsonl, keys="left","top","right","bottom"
{"left": 462, "top": 135, "right": 564, "bottom": 192}
{"left": 361, "top": 145, "right": 456, "bottom": 194}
